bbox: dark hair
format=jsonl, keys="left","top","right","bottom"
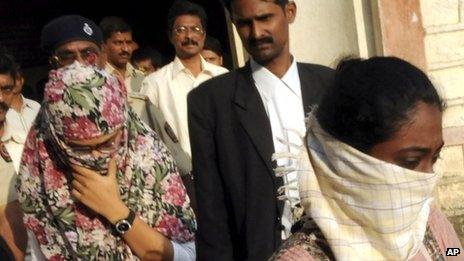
{"left": 131, "top": 47, "right": 163, "bottom": 68}
{"left": 99, "top": 16, "right": 132, "bottom": 41}
{"left": 167, "top": 0, "right": 207, "bottom": 35}
{"left": 316, "top": 56, "right": 443, "bottom": 153}
{"left": 222, "top": 0, "right": 289, "bottom": 13}
{"left": 203, "top": 36, "right": 223, "bottom": 56}
{"left": 0, "top": 52, "right": 20, "bottom": 82}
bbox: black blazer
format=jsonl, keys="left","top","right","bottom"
{"left": 188, "top": 63, "right": 334, "bottom": 261}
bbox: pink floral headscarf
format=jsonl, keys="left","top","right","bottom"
{"left": 17, "top": 62, "right": 196, "bottom": 260}
{"left": 44, "top": 61, "right": 126, "bottom": 140}
{"left": 43, "top": 62, "right": 128, "bottom": 174}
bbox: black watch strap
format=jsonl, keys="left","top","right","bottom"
{"left": 126, "top": 210, "right": 136, "bottom": 225}
{"left": 114, "top": 210, "right": 136, "bottom": 235}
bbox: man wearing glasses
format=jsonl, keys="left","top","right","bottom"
{"left": 41, "top": 15, "right": 103, "bottom": 69}
{"left": 40, "top": 14, "right": 195, "bottom": 197}
{"left": 1, "top": 55, "right": 40, "bottom": 173}
{"left": 0, "top": 52, "right": 28, "bottom": 261}
{"left": 140, "top": 0, "right": 228, "bottom": 208}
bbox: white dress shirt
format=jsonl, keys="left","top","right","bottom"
{"left": 3, "top": 96, "right": 40, "bottom": 172}
{"left": 251, "top": 58, "right": 306, "bottom": 239}
{"left": 0, "top": 149, "right": 17, "bottom": 205}
{"left": 140, "top": 56, "right": 228, "bottom": 156}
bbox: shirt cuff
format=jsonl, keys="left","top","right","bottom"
{"left": 172, "top": 240, "right": 196, "bottom": 261}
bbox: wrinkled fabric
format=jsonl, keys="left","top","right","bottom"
{"left": 270, "top": 205, "right": 462, "bottom": 260}
{"left": 43, "top": 62, "right": 127, "bottom": 174}
{"left": 16, "top": 62, "right": 196, "bottom": 260}
{"left": 273, "top": 112, "right": 440, "bottom": 260}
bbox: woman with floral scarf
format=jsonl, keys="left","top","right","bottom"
{"left": 271, "top": 57, "right": 462, "bottom": 260}
{"left": 16, "top": 62, "right": 196, "bottom": 260}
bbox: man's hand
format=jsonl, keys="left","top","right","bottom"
{"left": 71, "top": 156, "right": 129, "bottom": 224}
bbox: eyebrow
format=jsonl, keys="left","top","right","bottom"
{"left": 397, "top": 142, "right": 444, "bottom": 154}
{"left": 56, "top": 49, "right": 74, "bottom": 55}
{"left": 235, "top": 12, "right": 275, "bottom": 22}
{"left": 57, "top": 46, "right": 98, "bottom": 55}
{"left": 0, "top": 83, "right": 14, "bottom": 88}
{"left": 82, "top": 46, "right": 98, "bottom": 52}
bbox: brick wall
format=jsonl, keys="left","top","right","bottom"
{"left": 420, "top": 0, "right": 464, "bottom": 243}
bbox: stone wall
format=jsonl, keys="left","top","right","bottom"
{"left": 420, "top": 0, "right": 464, "bottom": 244}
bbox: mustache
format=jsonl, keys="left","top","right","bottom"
{"left": 0, "top": 102, "right": 8, "bottom": 111}
{"left": 249, "top": 36, "right": 274, "bottom": 47}
{"left": 181, "top": 38, "right": 199, "bottom": 46}
{"left": 118, "top": 51, "right": 130, "bottom": 57}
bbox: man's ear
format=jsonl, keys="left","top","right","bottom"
{"left": 285, "top": 1, "right": 297, "bottom": 24}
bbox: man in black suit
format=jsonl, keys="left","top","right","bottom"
{"left": 188, "top": 0, "right": 334, "bottom": 260}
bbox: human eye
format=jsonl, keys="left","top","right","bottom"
{"left": 0, "top": 84, "right": 14, "bottom": 93}
{"left": 82, "top": 48, "right": 98, "bottom": 58}
{"left": 97, "top": 132, "right": 121, "bottom": 153}
{"left": 257, "top": 14, "right": 273, "bottom": 22}
{"left": 57, "top": 51, "right": 77, "bottom": 63}
{"left": 235, "top": 19, "right": 250, "bottom": 28}
{"left": 398, "top": 157, "right": 421, "bottom": 170}
{"left": 71, "top": 146, "right": 93, "bottom": 154}
{"left": 98, "top": 140, "right": 116, "bottom": 152}
{"left": 192, "top": 26, "right": 204, "bottom": 34}
{"left": 175, "top": 26, "right": 187, "bottom": 34}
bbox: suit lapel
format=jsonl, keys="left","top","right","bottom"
{"left": 233, "top": 65, "right": 275, "bottom": 175}
{"left": 298, "top": 63, "right": 317, "bottom": 115}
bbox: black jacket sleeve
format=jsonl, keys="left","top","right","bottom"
{"left": 187, "top": 85, "right": 235, "bottom": 261}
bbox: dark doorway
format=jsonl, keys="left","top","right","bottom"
{"left": 0, "top": 0, "right": 231, "bottom": 91}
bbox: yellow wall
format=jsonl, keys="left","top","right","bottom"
{"left": 421, "top": 0, "right": 464, "bottom": 242}
{"left": 290, "top": 0, "right": 360, "bottom": 66}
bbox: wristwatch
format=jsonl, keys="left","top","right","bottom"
{"left": 114, "top": 210, "right": 136, "bottom": 235}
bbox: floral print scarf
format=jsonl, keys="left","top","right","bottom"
{"left": 16, "top": 62, "right": 196, "bottom": 260}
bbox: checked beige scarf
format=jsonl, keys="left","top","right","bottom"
{"left": 275, "top": 113, "right": 440, "bottom": 260}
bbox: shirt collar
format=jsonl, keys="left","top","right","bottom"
{"left": 172, "top": 56, "right": 186, "bottom": 76}
{"left": 20, "top": 95, "right": 35, "bottom": 111}
{"left": 200, "top": 56, "right": 216, "bottom": 75}
{"left": 172, "top": 56, "right": 215, "bottom": 79}
{"left": 1, "top": 118, "right": 27, "bottom": 144}
{"left": 250, "top": 56, "right": 301, "bottom": 99}
{"left": 281, "top": 57, "right": 301, "bottom": 96}
{"left": 7, "top": 95, "right": 32, "bottom": 114}
{"left": 105, "top": 62, "right": 117, "bottom": 74}
{"left": 105, "top": 62, "right": 138, "bottom": 78}
{"left": 125, "top": 62, "right": 137, "bottom": 77}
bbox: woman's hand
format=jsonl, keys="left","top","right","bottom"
{"left": 71, "top": 156, "right": 129, "bottom": 224}
{"left": 71, "top": 157, "right": 175, "bottom": 260}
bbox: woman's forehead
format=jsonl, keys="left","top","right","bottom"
{"left": 373, "top": 102, "right": 443, "bottom": 153}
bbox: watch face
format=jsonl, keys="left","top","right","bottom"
{"left": 116, "top": 220, "right": 131, "bottom": 234}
